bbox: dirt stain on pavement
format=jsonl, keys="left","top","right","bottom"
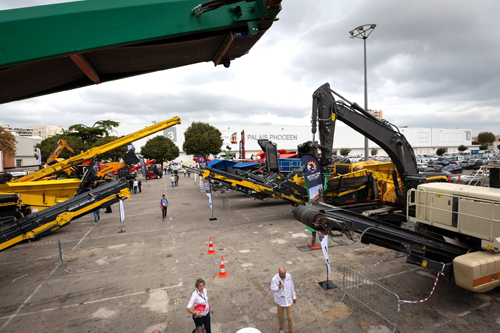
{"left": 141, "top": 289, "right": 169, "bottom": 313}
{"left": 92, "top": 307, "right": 117, "bottom": 319}
{"left": 323, "top": 302, "right": 351, "bottom": 320}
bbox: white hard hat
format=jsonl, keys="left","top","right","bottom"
{"left": 235, "top": 329, "right": 261, "bottom": 333}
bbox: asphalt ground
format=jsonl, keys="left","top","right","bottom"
{"left": 0, "top": 174, "right": 499, "bottom": 333}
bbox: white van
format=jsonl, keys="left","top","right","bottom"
{"left": 169, "top": 161, "right": 181, "bottom": 172}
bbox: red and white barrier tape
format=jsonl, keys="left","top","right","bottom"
{"left": 20, "top": 240, "right": 57, "bottom": 247}
{"left": 11, "top": 274, "right": 28, "bottom": 284}
{"left": 30, "top": 240, "right": 56, "bottom": 246}
{"left": 343, "top": 252, "right": 393, "bottom": 277}
{"left": 399, "top": 264, "right": 445, "bottom": 304}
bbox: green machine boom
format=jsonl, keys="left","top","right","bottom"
{"left": 0, "top": 0, "right": 282, "bottom": 104}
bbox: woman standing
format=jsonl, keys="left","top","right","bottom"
{"left": 187, "top": 279, "right": 214, "bottom": 333}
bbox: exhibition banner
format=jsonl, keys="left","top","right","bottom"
{"left": 301, "top": 154, "right": 324, "bottom": 202}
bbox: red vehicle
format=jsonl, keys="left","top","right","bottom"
{"left": 145, "top": 164, "right": 162, "bottom": 179}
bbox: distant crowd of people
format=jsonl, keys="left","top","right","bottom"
{"left": 128, "top": 178, "right": 141, "bottom": 194}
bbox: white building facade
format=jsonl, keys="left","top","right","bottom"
{"left": 12, "top": 136, "right": 42, "bottom": 168}
{"left": 117, "top": 122, "right": 473, "bottom": 162}
{"left": 30, "top": 125, "right": 65, "bottom": 140}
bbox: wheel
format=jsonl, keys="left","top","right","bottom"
{"left": 0, "top": 173, "right": 13, "bottom": 184}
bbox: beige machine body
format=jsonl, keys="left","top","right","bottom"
{"left": 407, "top": 183, "right": 500, "bottom": 292}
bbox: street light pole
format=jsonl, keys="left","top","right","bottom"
{"left": 350, "top": 24, "right": 376, "bottom": 161}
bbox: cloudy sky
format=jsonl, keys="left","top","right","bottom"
{"left": 1, "top": 0, "right": 500, "bottom": 136}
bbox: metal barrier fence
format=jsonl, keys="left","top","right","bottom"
{"left": 222, "top": 196, "right": 230, "bottom": 211}
{"left": 342, "top": 266, "right": 400, "bottom": 333}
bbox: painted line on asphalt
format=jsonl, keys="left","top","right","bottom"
{"left": 0, "top": 281, "right": 183, "bottom": 320}
{"left": 376, "top": 268, "right": 420, "bottom": 280}
{"left": 0, "top": 263, "right": 60, "bottom": 332}
{"left": 71, "top": 228, "right": 93, "bottom": 251}
{"left": 61, "top": 261, "right": 153, "bottom": 277}
{"left": 434, "top": 302, "right": 491, "bottom": 328}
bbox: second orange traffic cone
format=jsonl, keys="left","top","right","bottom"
{"left": 217, "top": 256, "right": 229, "bottom": 278}
{"left": 207, "top": 237, "right": 216, "bottom": 255}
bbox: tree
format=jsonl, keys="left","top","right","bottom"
{"left": 67, "top": 120, "right": 120, "bottom": 146}
{"left": 479, "top": 144, "right": 488, "bottom": 150}
{"left": 91, "top": 136, "right": 127, "bottom": 162}
{"left": 436, "top": 147, "right": 447, "bottom": 156}
{"left": 339, "top": 148, "right": 351, "bottom": 156}
{"left": 34, "top": 135, "right": 85, "bottom": 163}
{"left": 371, "top": 148, "right": 377, "bottom": 156}
{"left": 458, "top": 145, "right": 467, "bottom": 152}
{"left": 183, "top": 122, "right": 223, "bottom": 156}
{"left": 141, "top": 136, "right": 179, "bottom": 165}
{"left": 477, "top": 132, "right": 495, "bottom": 145}
{"left": 0, "top": 126, "right": 17, "bottom": 158}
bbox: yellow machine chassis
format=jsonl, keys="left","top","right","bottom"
{"left": 0, "top": 188, "right": 130, "bottom": 251}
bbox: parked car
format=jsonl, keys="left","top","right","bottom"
{"left": 460, "top": 159, "right": 472, "bottom": 169}
{"left": 442, "top": 164, "right": 463, "bottom": 174}
{"left": 471, "top": 169, "right": 489, "bottom": 177}
{"left": 417, "top": 163, "right": 427, "bottom": 172}
{"left": 472, "top": 159, "right": 488, "bottom": 170}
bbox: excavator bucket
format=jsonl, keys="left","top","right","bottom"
{"left": 257, "top": 139, "right": 280, "bottom": 173}
{"left": 123, "top": 150, "right": 140, "bottom": 166}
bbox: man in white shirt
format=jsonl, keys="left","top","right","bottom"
{"left": 270, "top": 266, "right": 296, "bottom": 333}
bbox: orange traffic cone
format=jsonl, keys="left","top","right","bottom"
{"left": 207, "top": 237, "right": 216, "bottom": 255}
{"left": 217, "top": 256, "right": 229, "bottom": 278}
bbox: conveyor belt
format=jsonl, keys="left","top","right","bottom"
{"left": 293, "top": 203, "right": 471, "bottom": 279}
{"left": 0, "top": 181, "right": 129, "bottom": 251}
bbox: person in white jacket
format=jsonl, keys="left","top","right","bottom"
{"left": 187, "top": 278, "right": 214, "bottom": 333}
{"left": 270, "top": 266, "right": 296, "bottom": 333}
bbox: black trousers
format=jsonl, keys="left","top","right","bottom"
{"left": 161, "top": 207, "right": 167, "bottom": 218}
{"left": 192, "top": 313, "right": 211, "bottom": 333}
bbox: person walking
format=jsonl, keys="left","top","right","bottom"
{"left": 270, "top": 266, "right": 296, "bottom": 333}
{"left": 184, "top": 169, "right": 187, "bottom": 177}
{"left": 93, "top": 208, "right": 100, "bottom": 224}
{"left": 175, "top": 172, "right": 179, "bottom": 186}
{"left": 188, "top": 170, "right": 191, "bottom": 178}
{"left": 133, "top": 179, "right": 138, "bottom": 194}
{"left": 128, "top": 178, "right": 133, "bottom": 192}
{"left": 187, "top": 279, "right": 214, "bottom": 333}
{"left": 160, "top": 194, "right": 169, "bottom": 221}
{"left": 138, "top": 179, "right": 142, "bottom": 193}
{"left": 170, "top": 174, "right": 175, "bottom": 188}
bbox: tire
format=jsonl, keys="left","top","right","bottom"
{"left": 0, "top": 173, "right": 13, "bottom": 184}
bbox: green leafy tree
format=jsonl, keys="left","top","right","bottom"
{"left": 472, "top": 141, "right": 479, "bottom": 145}
{"left": 339, "top": 148, "right": 351, "bottom": 156}
{"left": 67, "top": 120, "right": 120, "bottom": 146}
{"left": 458, "top": 145, "right": 467, "bottom": 152}
{"left": 183, "top": 122, "right": 223, "bottom": 156}
{"left": 479, "top": 144, "right": 488, "bottom": 150}
{"left": 141, "top": 136, "right": 179, "bottom": 165}
{"left": 436, "top": 147, "right": 447, "bottom": 156}
{"left": 0, "top": 126, "right": 17, "bottom": 158}
{"left": 91, "top": 136, "right": 127, "bottom": 162}
{"left": 371, "top": 148, "right": 377, "bottom": 156}
{"left": 477, "top": 132, "right": 495, "bottom": 145}
{"left": 34, "top": 135, "right": 85, "bottom": 163}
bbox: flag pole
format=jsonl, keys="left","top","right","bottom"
{"left": 209, "top": 181, "right": 217, "bottom": 221}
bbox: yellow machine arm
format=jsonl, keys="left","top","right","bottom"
{"left": 96, "top": 162, "right": 126, "bottom": 178}
{"left": 11, "top": 117, "right": 181, "bottom": 183}
{"left": 0, "top": 186, "right": 130, "bottom": 251}
{"left": 201, "top": 169, "right": 303, "bottom": 204}
{"left": 46, "top": 139, "right": 75, "bottom": 164}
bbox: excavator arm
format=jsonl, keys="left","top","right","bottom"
{"left": 306, "top": 83, "right": 419, "bottom": 205}
{"left": 46, "top": 139, "right": 75, "bottom": 165}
